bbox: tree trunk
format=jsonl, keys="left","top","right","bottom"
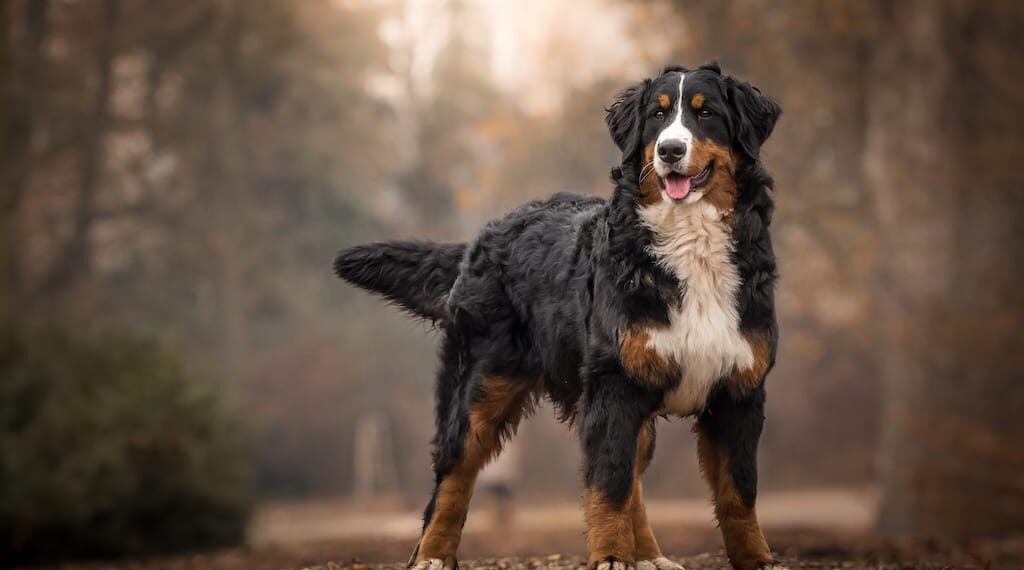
{"left": 3, "top": 0, "right": 49, "bottom": 318}
{"left": 868, "top": 0, "right": 1024, "bottom": 536}
{"left": 211, "top": 0, "right": 247, "bottom": 381}
{"left": 1, "top": 3, "right": 10, "bottom": 321}
{"left": 42, "top": 0, "right": 119, "bottom": 299}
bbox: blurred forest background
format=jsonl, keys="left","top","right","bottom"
{"left": 2, "top": 0, "right": 1023, "bottom": 566}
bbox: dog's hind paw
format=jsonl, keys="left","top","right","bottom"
{"left": 409, "top": 559, "right": 451, "bottom": 570}
{"left": 595, "top": 559, "right": 634, "bottom": 570}
{"left": 636, "top": 557, "right": 685, "bottom": 570}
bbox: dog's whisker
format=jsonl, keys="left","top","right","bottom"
{"left": 640, "top": 163, "right": 656, "bottom": 184}
{"left": 639, "top": 166, "right": 652, "bottom": 182}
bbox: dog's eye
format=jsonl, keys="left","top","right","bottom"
{"left": 653, "top": 110, "right": 665, "bottom": 120}
{"left": 697, "top": 108, "right": 713, "bottom": 119}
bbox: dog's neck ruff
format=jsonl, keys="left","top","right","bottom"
{"left": 638, "top": 199, "right": 754, "bottom": 415}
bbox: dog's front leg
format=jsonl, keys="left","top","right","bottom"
{"left": 580, "top": 373, "right": 660, "bottom": 570}
{"left": 694, "top": 387, "right": 781, "bottom": 570}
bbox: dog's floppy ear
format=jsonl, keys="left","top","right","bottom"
{"left": 725, "top": 77, "right": 781, "bottom": 161}
{"left": 605, "top": 79, "right": 650, "bottom": 166}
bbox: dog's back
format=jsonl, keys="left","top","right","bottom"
{"left": 334, "top": 192, "right": 602, "bottom": 326}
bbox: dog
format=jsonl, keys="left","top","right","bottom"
{"left": 334, "top": 63, "right": 783, "bottom": 570}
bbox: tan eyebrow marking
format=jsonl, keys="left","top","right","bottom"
{"left": 691, "top": 93, "right": 705, "bottom": 109}
{"left": 658, "top": 93, "right": 670, "bottom": 109}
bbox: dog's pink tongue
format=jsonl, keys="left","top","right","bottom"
{"left": 665, "top": 175, "right": 691, "bottom": 200}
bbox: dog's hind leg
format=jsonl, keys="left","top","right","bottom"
{"left": 632, "top": 422, "right": 683, "bottom": 570}
{"left": 694, "top": 387, "right": 781, "bottom": 570}
{"left": 410, "top": 356, "right": 536, "bottom": 570}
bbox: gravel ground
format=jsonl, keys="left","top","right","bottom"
{"left": 286, "top": 531, "right": 1024, "bottom": 570}
{"left": 33, "top": 523, "right": 1024, "bottom": 570}
{"left": 294, "top": 551, "right": 1001, "bottom": 570}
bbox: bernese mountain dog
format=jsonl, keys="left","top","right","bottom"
{"left": 334, "top": 63, "right": 783, "bottom": 570}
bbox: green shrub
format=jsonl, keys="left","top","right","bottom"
{"left": 0, "top": 325, "right": 250, "bottom": 564}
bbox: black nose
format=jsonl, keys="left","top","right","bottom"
{"left": 657, "top": 139, "right": 686, "bottom": 163}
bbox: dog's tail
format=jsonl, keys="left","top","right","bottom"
{"left": 333, "top": 240, "right": 466, "bottom": 323}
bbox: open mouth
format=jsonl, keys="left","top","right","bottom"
{"left": 663, "top": 161, "right": 714, "bottom": 201}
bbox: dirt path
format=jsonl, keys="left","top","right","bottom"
{"left": 55, "top": 529, "right": 1024, "bottom": 570}
{"left": 291, "top": 552, "right": 887, "bottom": 570}
{"left": 292, "top": 551, "right": 999, "bottom": 570}
{"left": 249, "top": 488, "right": 876, "bottom": 546}
{"left": 38, "top": 488, "right": 1024, "bottom": 569}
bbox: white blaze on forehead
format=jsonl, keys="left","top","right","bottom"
{"left": 655, "top": 73, "right": 694, "bottom": 172}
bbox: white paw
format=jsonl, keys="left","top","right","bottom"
{"left": 410, "top": 559, "right": 450, "bottom": 570}
{"left": 759, "top": 565, "right": 788, "bottom": 570}
{"left": 642, "top": 557, "right": 684, "bottom": 570}
{"left": 596, "top": 561, "right": 634, "bottom": 570}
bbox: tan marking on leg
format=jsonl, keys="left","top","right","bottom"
{"left": 728, "top": 330, "right": 772, "bottom": 398}
{"left": 635, "top": 421, "right": 655, "bottom": 476}
{"left": 416, "top": 377, "right": 536, "bottom": 567}
{"left": 631, "top": 424, "right": 663, "bottom": 562}
{"left": 619, "top": 327, "right": 681, "bottom": 387}
{"left": 416, "top": 472, "right": 472, "bottom": 567}
{"left": 694, "top": 423, "right": 773, "bottom": 570}
{"left": 584, "top": 487, "right": 635, "bottom": 568}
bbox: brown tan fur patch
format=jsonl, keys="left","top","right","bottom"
{"left": 630, "top": 423, "right": 663, "bottom": 562}
{"left": 658, "top": 93, "right": 670, "bottom": 109}
{"left": 694, "top": 422, "right": 774, "bottom": 570}
{"left": 584, "top": 487, "right": 636, "bottom": 567}
{"left": 638, "top": 142, "right": 662, "bottom": 206}
{"left": 619, "top": 326, "right": 681, "bottom": 387}
{"left": 688, "top": 139, "right": 738, "bottom": 213}
{"left": 690, "top": 93, "right": 705, "bottom": 109}
{"left": 415, "top": 377, "right": 537, "bottom": 566}
{"left": 416, "top": 469, "right": 471, "bottom": 566}
{"left": 727, "top": 330, "right": 772, "bottom": 398}
{"left": 635, "top": 421, "right": 655, "bottom": 474}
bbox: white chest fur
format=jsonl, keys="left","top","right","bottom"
{"left": 638, "top": 200, "right": 754, "bottom": 416}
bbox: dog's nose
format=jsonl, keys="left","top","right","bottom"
{"left": 657, "top": 139, "right": 687, "bottom": 163}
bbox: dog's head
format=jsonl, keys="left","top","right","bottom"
{"left": 606, "top": 63, "right": 781, "bottom": 207}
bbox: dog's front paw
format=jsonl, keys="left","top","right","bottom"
{"left": 593, "top": 557, "right": 634, "bottom": 570}
{"left": 636, "top": 557, "right": 684, "bottom": 570}
{"left": 409, "top": 558, "right": 452, "bottom": 570}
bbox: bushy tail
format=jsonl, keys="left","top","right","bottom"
{"left": 333, "top": 240, "right": 466, "bottom": 322}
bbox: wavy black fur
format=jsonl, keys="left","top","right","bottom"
{"left": 333, "top": 241, "right": 466, "bottom": 323}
